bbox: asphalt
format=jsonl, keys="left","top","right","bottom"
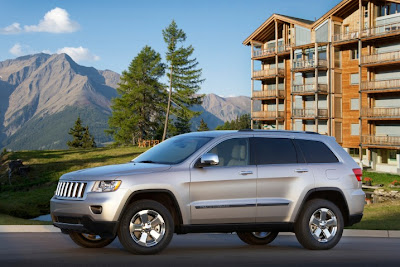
{"left": 0, "top": 225, "right": 399, "bottom": 238}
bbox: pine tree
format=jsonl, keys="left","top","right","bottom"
{"left": 67, "top": 117, "right": 85, "bottom": 148}
{"left": 172, "top": 109, "right": 191, "bottom": 135}
{"left": 107, "top": 46, "right": 166, "bottom": 145}
{"left": 81, "top": 126, "right": 96, "bottom": 148}
{"left": 197, "top": 118, "right": 209, "bottom": 132}
{"left": 215, "top": 114, "right": 251, "bottom": 130}
{"left": 161, "top": 20, "right": 204, "bottom": 140}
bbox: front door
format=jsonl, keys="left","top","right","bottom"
{"left": 190, "top": 137, "right": 257, "bottom": 224}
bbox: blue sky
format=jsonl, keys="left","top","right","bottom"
{"left": 0, "top": 0, "right": 341, "bottom": 97}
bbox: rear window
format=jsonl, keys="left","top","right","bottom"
{"left": 295, "top": 139, "right": 339, "bottom": 163}
{"left": 252, "top": 138, "right": 298, "bottom": 165}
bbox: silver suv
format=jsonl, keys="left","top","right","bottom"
{"left": 51, "top": 130, "right": 365, "bottom": 254}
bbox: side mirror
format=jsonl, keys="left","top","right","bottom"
{"left": 196, "top": 153, "right": 219, "bottom": 168}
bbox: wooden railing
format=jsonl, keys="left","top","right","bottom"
{"left": 253, "top": 45, "right": 291, "bottom": 58}
{"left": 361, "top": 107, "right": 400, "bottom": 118}
{"left": 361, "top": 50, "right": 400, "bottom": 65}
{"left": 253, "top": 90, "right": 285, "bottom": 98}
{"left": 252, "top": 69, "right": 285, "bottom": 79}
{"left": 292, "top": 59, "right": 328, "bottom": 70}
{"left": 362, "top": 22, "right": 400, "bottom": 38}
{"left": 138, "top": 139, "right": 160, "bottom": 147}
{"left": 362, "top": 135, "right": 400, "bottom": 146}
{"left": 332, "top": 30, "right": 359, "bottom": 43}
{"left": 292, "top": 109, "right": 328, "bottom": 118}
{"left": 292, "top": 84, "right": 328, "bottom": 94}
{"left": 361, "top": 79, "right": 400, "bottom": 91}
{"left": 252, "top": 111, "right": 284, "bottom": 119}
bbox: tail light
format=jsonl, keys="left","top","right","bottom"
{"left": 353, "top": 168, "right": 362, "bottom": 182}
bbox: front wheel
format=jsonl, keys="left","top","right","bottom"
{"left": 295, "top": 199, "right": 344, "bottom": 250}
{"left": 69, "top": 232, "right": 115, "bottom": 248}
{"left": 117, "top": 200, "right": 174, "bottom": 255}
{"left": 237, "top": 231, "right": 278, "bottom": 245}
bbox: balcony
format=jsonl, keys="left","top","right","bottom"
{"left": 252, "top": 111, "right": 284, "bottom": 120}
{"left": 252, "top": 89, "right": 285, "bottom": 99}
{"left": 252, "top": 69, "right": 285, "bottom": 80}
{"left": 292, "top": 84, "right": 328, "bottom": 95}
{"left": 252, "top": 45, "right": 291, "bottom": 59}
{"left": 361, "top": 107, "right": 400, "bottom": 119}
{"left": 362, "top": 135, "right": 400, "bottom": 147}
{"left": 332, "top": 30, "right": 359, "bottom": 45}
{"left": 361, "top": 50, "right": 400, "bottom": 67}
{"left": 361, "top": 79, "right": 400, "bottom": 93}
{"left": 292, "top": 59, "right": 328, "bottom": 72}
{"left": 292, "top": 108, "right": 328, "bottom": 119}
{"left": 362, "top": 22, "right": 400, "bottom": 41}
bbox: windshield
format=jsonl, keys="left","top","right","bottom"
{"left": 133, "top": 135, "right": 212, "bottom": 164}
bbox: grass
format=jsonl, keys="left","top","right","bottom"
{"left": 0, "top": 147, "right": 147, "bottom": 219}
{"left": 347, "top": 201, "right": 400, "bottom": 230}
{"left": 363, "top": 171, "right": 400, "bottom": 191}
{"left": 0, "top": 213, "right": 52, "bottom": 225}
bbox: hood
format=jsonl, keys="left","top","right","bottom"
{"left": 60, "top": 162, "right": 172, "bottom": 181}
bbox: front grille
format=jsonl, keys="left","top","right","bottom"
{"left": 55, "top": 181, "right": 87, "bottom": 199}
{"left": 55, "top": 216, "right": 82, "bottom": 224}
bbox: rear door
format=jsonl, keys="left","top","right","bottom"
{"left": 190, "top": 136, "right": 257, "bottom": 224}
{"left": 253, "top": 137, "right": 315, "bottom": 222}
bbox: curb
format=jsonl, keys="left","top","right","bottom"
{"left": 0, "top": 225, "right": 399, "bottom": 238}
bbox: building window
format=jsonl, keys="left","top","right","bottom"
{"left": 350, "top": 98, "right": 359, "bottom": 110}
{"left": 349, "top": 148, "right": 359, "bottom": 157}
{"left": 350, "top": 48, "right": 359, "bottom": 60}
{"left": 351, "top": 123, "right": 359, "bottom": 136}
{"left": 344, "top": 25, "right": 350, "bottom": 34}
{"left": 379, "top": 3, "right": 400, "bottom": 16}
{"left": 350, "top": 73, "right": 359, "bottom": 85}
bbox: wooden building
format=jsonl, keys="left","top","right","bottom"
{"left": 243, "top": 0, "right": 400, "bottom": 174}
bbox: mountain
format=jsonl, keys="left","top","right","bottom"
{"left": 191, "top": 94, "right": 252, "bottom": 130}
{"left": 0, "top": 53, "right": 119, "bottom": 150}
{"left": 0, "top": 53, "right": 252, "bottom": 150}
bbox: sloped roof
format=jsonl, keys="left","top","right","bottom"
{"left": 243, "top": 13, "right": 314, "bottom": 45}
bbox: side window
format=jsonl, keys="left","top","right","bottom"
{"left": 208, "top": 138, "right": 249, "bottom": 167}
{"left": 295, "top": 139, "right": 339, "bottom": 163}
{"left": 252, "top": 138, "right": 298, "bottom": 165}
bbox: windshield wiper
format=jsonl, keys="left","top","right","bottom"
{"left": 137, "top": 160, "right": 157, "bottom": 164}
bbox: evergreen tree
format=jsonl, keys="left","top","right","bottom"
{"left": 215, "top": 114, "right": 251, "bottom": 130}
{"left": 197, "top": 118, "right": 209, "bottom": 132}
{"left": 161, "top": 20, "right": 204, "bottom": 140}
{"left": 67, "top": 117, "right": 85, "bottom": 148}
{"left": 81, "top": 126, "right": 96, "bottom": 148}
{"left": 172, "top": 109, "right": 191, "bottom": 135}
{"left": 107, "top": 46, "right": 166, "bottom": 145}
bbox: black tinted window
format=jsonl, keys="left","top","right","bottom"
{"left": 252, "top": 138, "right": 297, "bottom": 165}
{"left": 295, "top": 139, "right": 338, "bottom": 163}
{"left": 208, "top": 138, "right": 249, "bottom": 167}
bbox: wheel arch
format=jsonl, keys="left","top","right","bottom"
{"left": 117, "top": 189, "right": 183, "bottom": 231}
{"left": 295, "top": 187, "right": 351, "bottom": 226}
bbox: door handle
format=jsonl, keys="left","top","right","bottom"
{"left": 295, "top": 169, "right": 309, "bottom": 173}
{"left": 239, "top": 171, "right": 253, "bottom": 175}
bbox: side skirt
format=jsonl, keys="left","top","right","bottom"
{"left": 177, "top": 222, "right": 294, "bottom": 234}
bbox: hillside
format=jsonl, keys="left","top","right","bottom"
{"left": 0, "top": 53, "right": 119, "bottom": 150}
{"left": 0, "top": 53, "right": 252, "bottom": 150}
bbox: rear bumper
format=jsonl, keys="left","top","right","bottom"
{"left": 347, "top": 213, "right": 363, "bottom": 227}
{"left": 52, "top": 214, "right": 118, "bottom": 239}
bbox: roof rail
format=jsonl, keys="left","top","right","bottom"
{"left": 238, "top": 129, "right": 320, "bottom": 135}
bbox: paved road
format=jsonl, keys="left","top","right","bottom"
{"left": 0, "top": 233, "right": 398, "bottom": 266}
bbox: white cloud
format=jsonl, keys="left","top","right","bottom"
{"left": 0, "top": 23, "right": 22, "bottom": 34}
{"left": 57, "top": 46, "right": 100, "bottom": 62}
{"left": 9, "top": 43, "right": 36, "bottom": 56}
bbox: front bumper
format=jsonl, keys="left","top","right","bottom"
{"left": 52, "top": 215, "right": 118, "bottom": 238}
{"left": 347, "top": 213, "right": 363, "bottom": 226}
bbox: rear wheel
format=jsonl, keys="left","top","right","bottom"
{"left": 237, "top": 231, "right": 278, "bottom": 245}
{"left": 69, "top": 232, "right": 115, "bottom": 248}
{"left": 118, "top": 200, "right": 174, "bottom": 255}
{"left": 295, "top": 199, "right": 343, "bottom": 250}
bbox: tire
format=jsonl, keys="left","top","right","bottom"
{"left": 295, "top": 199, "right": 344, "bottom": 250}
{"left": 237, "top": 231, "right": 279, "bottom": 245}
{"left": 117, "top": 200, "right": 174, "bottom": 255}
{"left": 69, "top": 232, "right": 115, "bottom": 248}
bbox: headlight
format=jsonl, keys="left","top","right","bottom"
{"left": 91, "top": 180, "right": 121, "bottom": 192}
